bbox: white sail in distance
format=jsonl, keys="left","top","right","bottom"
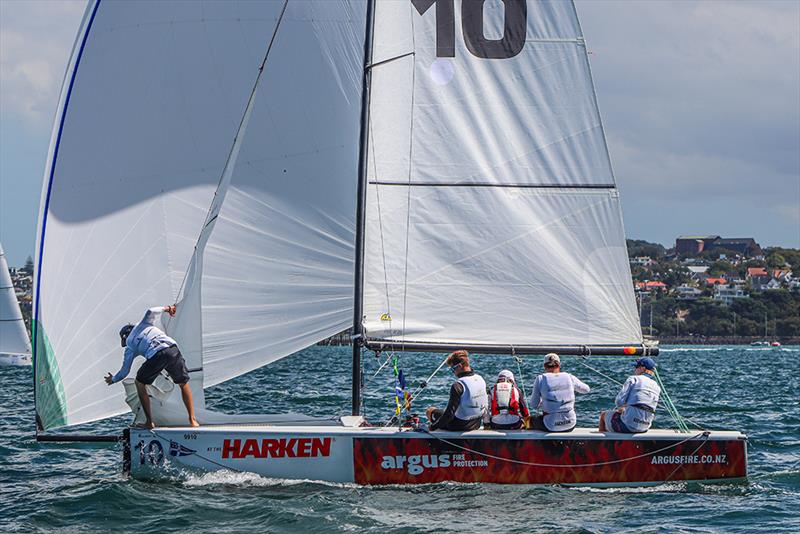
{"left": 34, "top": 0, "right": 365, "bottom": 430}
{"left": 0, "top": 244, "right": 31, "bottom": 356}
{"left": 362, "top": 0, "right": 642, "bottom": 346}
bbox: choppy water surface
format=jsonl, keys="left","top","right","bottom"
{"left": 1, "top": 346, "right": 798, "bottom": 532}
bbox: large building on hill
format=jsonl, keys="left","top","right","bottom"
{"left": 675, "top": 235, "right": 762, "bottom": 257}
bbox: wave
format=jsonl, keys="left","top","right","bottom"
{"left": 182, "top": 469, "right": 357, "bottom": 489}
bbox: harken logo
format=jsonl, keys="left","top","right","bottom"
{"left": 222, "top": 437, "right": 333, "bottom": 459}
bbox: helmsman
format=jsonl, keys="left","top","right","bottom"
{"left": 599, "top": 357, "right": 661, "bottom": 433}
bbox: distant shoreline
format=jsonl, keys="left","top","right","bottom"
{"left": 317, "top": 334, "right": 800, "bottom": 348}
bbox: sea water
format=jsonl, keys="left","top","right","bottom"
{"left": 1, "top": 346, "right": 797, "bottom": 533}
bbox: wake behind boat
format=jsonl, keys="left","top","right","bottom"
{"left": 33, "top": 0, "right": 746, "bottom": 486}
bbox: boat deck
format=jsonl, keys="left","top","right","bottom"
{"left": 145, "top": 424, "right": 745, "bottom": 441}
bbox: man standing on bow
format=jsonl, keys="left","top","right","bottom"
{"left": 105, "top": 305, "right": 199, "bottom": 428}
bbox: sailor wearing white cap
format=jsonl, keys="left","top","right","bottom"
{"left": 484, "top": 369, "right": 529, "bottom": 430}
{"left": 529, "top": 353, "right": 590, "bottom": 432}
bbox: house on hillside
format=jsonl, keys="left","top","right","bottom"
{"left": 772, "top": 269, "right": 792, "bottom": 282}
{"left": 707, "top": 238, "right": 762, "bottom": 257}
{"left": 630, "top": 256, "right": 654, "bottom": 267}
{"left": 674, "top": 285, "right": 702, "bottom": 300}
{"left": 674, "top": 235, "right": 762, "bottom": 257}
{"left": 675, "top": 236, "right": 720, "bottom": 255}
{"left": 765, "top": 278, "right": 782, "bottom": 291}
{"left": 636, "top": 281, "right": 668, "bottom": 293}
{"left": 701, "top": 276, "right": 727, "bottom": 287}
{"left": 713, "top": 284, "right": 747, "bottom": 305}
{"left": 747, "top": 267, "right": 770, "bottom": 292}
{"left": 686, "top": 265, "right": 709, "bottom": 281}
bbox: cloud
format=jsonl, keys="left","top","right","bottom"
{"left": 577, "top": 0, "right": 800, "bottom": 247}
{"left": 0, "top": 0, "right": 86, "bottom": 132}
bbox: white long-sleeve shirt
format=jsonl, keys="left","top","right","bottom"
{"left": 529, "top": 372, "right": 590, "bottom": 431}
{"left": 111, "top": 307, "right": 176, "bottom": 383}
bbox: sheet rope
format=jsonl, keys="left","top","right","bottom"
{"left": 419, "top": 428, "right": 711, "bottom": 469}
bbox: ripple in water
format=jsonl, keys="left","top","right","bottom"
{"left": 1, "top": 345, "right": 799, "bottom": 533}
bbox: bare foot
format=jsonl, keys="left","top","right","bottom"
{"left": 189, "top": 418, "right": 200, "bottom": 427}
{"left": 131, "top": 421, "right": 155, "bottom": 429}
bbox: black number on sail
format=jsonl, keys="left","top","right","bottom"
{"left": 412, "top": 0, "right": 527, "bottom": 59}
{"left": 412, "top": 0, "right": 456, "bottom": 57}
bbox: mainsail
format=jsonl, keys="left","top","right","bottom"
{"left": 362, "top": 0, "right": 641, "bottom": 347}
{"left": 0, "top": 243, "right": 31, "bottom": 356}
{"left": 34, "top": 0, "right": 365, "bottom": 430}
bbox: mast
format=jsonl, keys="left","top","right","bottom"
{"left": 351, "top": 0, "right": 376, "bottom": 416}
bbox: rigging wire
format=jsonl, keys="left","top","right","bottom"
{"left": 572, "top": 356, "right": 705, "bottom": 431}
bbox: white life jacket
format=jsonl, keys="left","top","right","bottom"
{"left": 490, "top": 383, "right": 522, "bottom": 426}
{"left": 539, "top": 373, "right": 577, "bottom": 431}
{"left": 540, "top": 373, "right": 575, "bottom": 414}
{"left": 454, "top": 374, "right": 488, "bottom": 421}
{"left": 621, "top": 375, "right": 661, "bottom": 432}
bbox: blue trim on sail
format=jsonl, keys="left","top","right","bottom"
{"left": 33, "top": 0, "right": 102, "bottom": 391}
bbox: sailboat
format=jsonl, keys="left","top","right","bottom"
{"left": 34, "top": 0, "right": 746, "bottom": 485}
{"left": 0, "top": 243, "right": 32, "bottom": 366}
{"left": 750, "top": 313, "right": 778, "bottom": 346}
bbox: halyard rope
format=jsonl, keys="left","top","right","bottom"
{"left": 573, "top": 356, "right": 706, "bottom": 432}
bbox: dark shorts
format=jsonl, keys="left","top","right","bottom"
{"left": 430, "top": 409, "right": 482, "bottom": 431}
{"left": 530, "top": 414, "right": 574, "bottom": 433}
{"left": 136, "top": 345, "right": 190, "bottom": 385}
{"left": 605, "top": 411, "right": 634, "bottom": 433}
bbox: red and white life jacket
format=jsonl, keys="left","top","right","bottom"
{"left": 490, "top": 382, "right": 523, "bottom": 425}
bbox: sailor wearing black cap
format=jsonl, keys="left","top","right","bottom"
{"left": 599, "top": 357, "right": 661, "bottom": 433}
{"left": 104, "top": 305, "right": 199, "bottom": 429}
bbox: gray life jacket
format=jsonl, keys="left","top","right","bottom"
{"left": 540, "top": 373, "right": 575, "bottom": 415}
{"left": 621, "top": 375, "right": 661, "bottom": 432}
{"left": 454, "top": 374, "right": 488, "bottom": 421}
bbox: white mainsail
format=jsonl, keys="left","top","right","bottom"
{"left": 34, "top": 0, "right": 365, "bottom": 430}
{"left": 362, "top": 0, "right": 641, "bottom": 346}
{"left": 0, "top": 243, "right": 31, "bottom": 356}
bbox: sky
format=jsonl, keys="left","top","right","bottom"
{"left": 0, "top": 0, "right": 798, "bottom": 267}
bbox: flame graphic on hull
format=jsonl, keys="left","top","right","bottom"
{"left": 353, "top": 436, "right": 746, "bottom": 485}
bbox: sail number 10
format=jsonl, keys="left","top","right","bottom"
{"left": 411, "top": 0, "right": 527, "bottom": 59}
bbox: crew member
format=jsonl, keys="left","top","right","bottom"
{"left": 529, "top": 353, "right": 590, "bottom": 432}
{"left": 105, "top": 305, "right": 199, "bottom": 429}
{"left": 484, "top": 369, "right": 529, "bottom": 430}
{"left": 599, "top": 357, "right": 661, "bottom": 433}
{"left": 426, "top": 350, "right": 488, "bottom": 431}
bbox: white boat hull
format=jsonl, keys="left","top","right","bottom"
{"left": 126, "top": 425, "right": 747, "bottom": 486}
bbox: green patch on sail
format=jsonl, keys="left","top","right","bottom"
{"left": 33, "top": 320, "right": 68, "bottom": 429}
